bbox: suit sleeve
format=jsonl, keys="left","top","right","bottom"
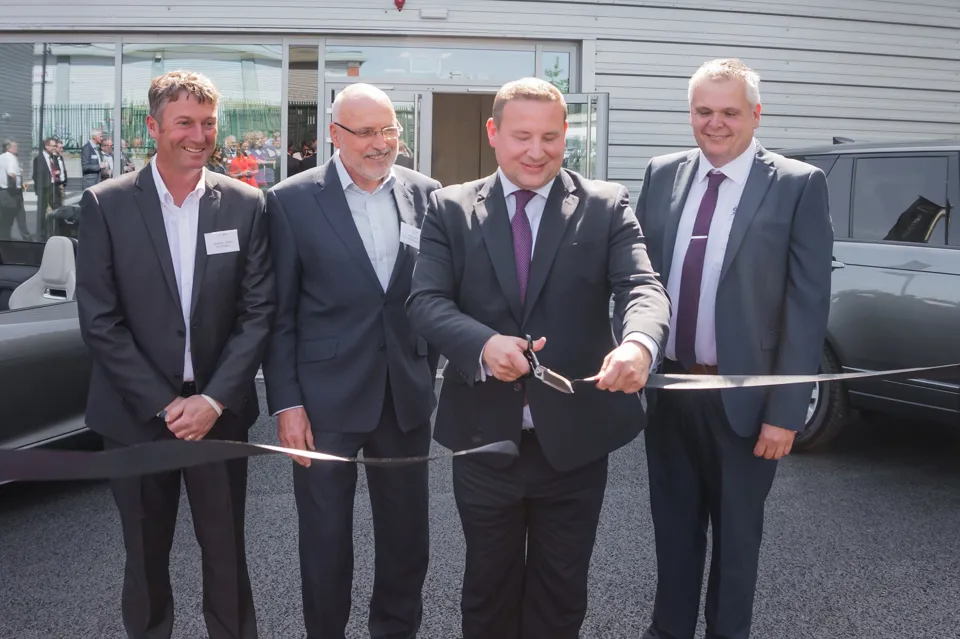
{"left": 261, "top": 190, "right": 304, "bottom": 413}
{"left": 406, "top": 190, "right": 497, "bottom": 385}
{"left": 76, "top": 188, "right": 179, "bottom": 422}
{"left": 608, "top": 184, "right": 671, "bottom": 354}
{"left": 203, "top": 189, "right": 277, "bottom": 413}
{"left": 763, "top": 169, "right": 833, "bottom": 431}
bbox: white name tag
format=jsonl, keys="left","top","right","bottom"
{"left": 204, "top": 229, "right": 240, "bottom": 255}
{"left": 400, "top": 222, "right": 421, "bottom": 250}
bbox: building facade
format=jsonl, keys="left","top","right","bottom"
{"left": 1, "top": 0, "right": 958, "bottom": 208}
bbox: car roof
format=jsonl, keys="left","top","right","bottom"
{"left": 781, "top": 138, "right": 960, "bottom": 156}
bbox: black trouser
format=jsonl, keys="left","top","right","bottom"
{"left": 0, "top": 190, "right": 30, "bottom": 240}
{"left": 452, "top": 429, "right": 608, "bottom": 639}
{"left": 105, "top": 383, "right": 257, "bottom": 639}
{"left": 292, "top": 382, "right": 431, "bottom": 639}
{"left": 643, "top": 361, "right": 778, "bottom": 639}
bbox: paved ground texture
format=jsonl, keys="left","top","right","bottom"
{"left": 2, "top": 384, "right": 959, "bottom": 639}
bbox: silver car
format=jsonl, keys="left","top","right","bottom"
{"left": 783, "top": 139, "right": 960, "bottom": 449}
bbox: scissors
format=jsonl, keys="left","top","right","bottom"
{"left": 522, "top": 334, "right": 578, "bottom": 394}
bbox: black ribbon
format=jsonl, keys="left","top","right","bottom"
{"left": 0, "top": 439, "right": 519, "bottom": 482}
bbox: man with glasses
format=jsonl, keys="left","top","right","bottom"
{"left": 263, "top": 82, "right": 441, "bottom": 639}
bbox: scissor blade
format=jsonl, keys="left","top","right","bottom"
{"left": 536, "top": 367, "right": 575, "bottom": 394}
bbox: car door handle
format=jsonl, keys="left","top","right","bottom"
{"left": 831, "top": 260, "right": 846, "bottom": 270}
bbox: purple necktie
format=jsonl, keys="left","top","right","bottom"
{"left": 512, "top": 190, "right": 536, "bottom": 302}
{"left": 675, "top": 169, "right": 726, "bottom": 370}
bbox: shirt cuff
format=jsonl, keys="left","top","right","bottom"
{"left": 200, "top": 394, "right": 223, "bottom": 417}
{"left": 622, "top": 332, "right": 661, "bottom": 373}
{"left": 273, "top": 405, "right": 304, "bottom": 417}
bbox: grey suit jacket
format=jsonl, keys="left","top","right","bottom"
{"left": 76, "top": 166, "right": 276, "bottom": 444}
{"left": 263, "top": 159, "right": 442, "bottom": 434}
{"left": 407, "top": 169, "right": 670, "bottom": 472}
{"left": 636, "top": 143, "right": 833, "bottom": 436}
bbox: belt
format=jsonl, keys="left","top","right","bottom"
{"left": 181, "top": 381, "right": 198, "bottom": 397}
{"left": 663, "top": 359, "right": 718, "bottom": 375}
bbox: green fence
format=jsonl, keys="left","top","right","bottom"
{"left": 32, "top": 103, "right": 113, "bottom": 151}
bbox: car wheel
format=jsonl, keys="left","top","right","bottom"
{"left": 794, "top": 345, "right": 849, "bottom": 451}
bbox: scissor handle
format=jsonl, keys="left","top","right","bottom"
{"left": 522, "top": 334, "right": 537, "bottom": 378}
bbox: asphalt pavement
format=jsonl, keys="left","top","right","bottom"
{"left": 2, "top": 384, "right": 959, "bottom": 639}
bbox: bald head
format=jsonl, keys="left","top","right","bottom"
{"left": 332, "top": 83, "right": 394, "bottom": 122}
{"left": 329, "top": 83, "right": 401, "bottom": 192}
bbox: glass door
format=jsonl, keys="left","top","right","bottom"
{"left": 324, "top": 85, "right": 433, "bottom": 176}
{"left": 563, "top": 93, "right": 610, "bottom": 180}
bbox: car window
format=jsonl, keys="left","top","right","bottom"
{"left": 851, "top": 156, "right": 949, "bottom": 245}
{"left": 826, "top": 157, "right": 852, "bottom": 239}
{"left": 800, "top": 154, "right": 838, "bottom": 177}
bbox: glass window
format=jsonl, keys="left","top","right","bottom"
{"left": 287, "top": 45, "right": 319, "bottom": 180}
{"left": 0, "top": 42, "right": 114, "bottom": 249}
{"left": 852, "top": 156, "right": 949, "bottom": 245}
{"left": 122, "top": 43, "right": 282, "bottom": 190}
{"left": 542, "top": 51, "right": 570, "bottom": 93}
{"left": 325, "top": 45, "right": 535, "bottom": 85}
{"left": 799, "top": 154, "right": 838, "bottom": 177}
{"left": 826, "top": 156, "right": 852, "bottom": 239}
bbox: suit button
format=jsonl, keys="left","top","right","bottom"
{"left": 383, "top": 301, "right": 390, "bottom": 308}
{"left": 514, "top": 382, "right": 523, "bottom": 391}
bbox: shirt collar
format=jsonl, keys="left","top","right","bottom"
{"left": 150, "top": 157, "right": 206, "bottom": 206}
{"left": 333, "top": 150, "right": 396, "bottom": 195}
{"left": 697, "top": 137, "right": 757, "bottom": 186}
{"left": 497, "top": 167, "right": 555, "bottom": 201}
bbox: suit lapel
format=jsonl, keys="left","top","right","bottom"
{"left": 662, "top": 150, "right": 699, "bottom": 285}
{"left": 314, "top": 160, "right": 382, "bottom": 291}
{"left": 522, "top": 171, "right": 578, "bottom": 325}
{"left": 476, "top": 175, "right": 523, "bottom": 325}
{"left": 386, "top": 177, "right": 417, "bottom": 292}
{"left": 190, "top": 180, "right": 221, "bottom": 317}
{"left": 719, "top": 145, "right": 776, "bottom": 282}
{"left": 134, "top": 167, "right": 181, "bottom": 314}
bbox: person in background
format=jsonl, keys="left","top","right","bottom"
{"left": 0, "top": 140, "right": 32, "bottom": 241}
{"left": 229, "top": 141, "right": 259, "bottom": 188}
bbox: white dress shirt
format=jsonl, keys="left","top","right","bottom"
{"left": 666, "top": 138, "right": 757, "bottom": 366}
{"left": 480, "top": 169, "right": 661, "bottom": 430}
{"left": 274, "top": 153, "right": 401, "bottom": 417}
{"left": 151, "top": 159, "right": 221, "bottom": 415}
{"left": 334, "top": 151, "right": 401, "bottom": 291}
{"left": 0, "top": 151, "right": 21, "bottom": 188}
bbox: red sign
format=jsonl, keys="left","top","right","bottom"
{"left": 395, "top": 0, "right": 405, "bottom": 10}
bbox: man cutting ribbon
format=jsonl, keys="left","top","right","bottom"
{"left": 407, "top": 77, "right": 670, "bottom": 639}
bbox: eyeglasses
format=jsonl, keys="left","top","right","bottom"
{"left": 334, "top": 122, "right": 403, "bottom": 141}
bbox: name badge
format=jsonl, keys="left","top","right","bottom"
{"left": 204, "top": 229, "right": 240, "bottom": 255}
{"left": 400, "top": 222, "right": 421, "bottom": 250}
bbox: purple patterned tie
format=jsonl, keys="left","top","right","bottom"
{"left": 675, "top": 169, "right": 726, "bottom": 370}
{"left": 512, "top": 190, "right": 536, "bottom": 302}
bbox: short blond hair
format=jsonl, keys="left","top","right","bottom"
{"left": 148, "top": 70, "right": 221, "bottom": 122}
{"left": 492, "top": 77, "right": 567, "bottom": 127}
{"left": 688, "top": 59, "right": 761, "bottom": 107}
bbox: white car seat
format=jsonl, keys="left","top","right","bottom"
{"left": 8, "top": 236, "right": 77, "bottom": 310}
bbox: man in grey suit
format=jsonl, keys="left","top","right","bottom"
{"left": 636, "top": 59, "right": 833, "bottom": 639}
{"left": 81, "top": 129, "right": 106, "bottom": 190}
{"left": 407, "top": 77, "right": 670, "bottom": 639}
{"left": 76, "top": 71, "right": 275, "bottom": 639}
{"left": 263, "top": 83, "right": 441, "bottom": 639}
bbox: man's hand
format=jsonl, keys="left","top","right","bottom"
{"left": 166, "top": 396, "right": 220, "bottom": 441}
{"left": 585, "top": 341, "right": 652, "bottom": 393}
{"left": 754, "top": 423, "right": 795, "bottom": 460}
{"left": 277, "top": 407, "right": 315, "bottom": 468}
{"left": 481, "top": 335, "right": 545, "bottom": 382}
{"left": 161, "top": 396, "right": 187, "bottom": 423}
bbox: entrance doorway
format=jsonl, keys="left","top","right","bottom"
{"left": 431, "top": 93, "right": 498, "bottom": 187}
{"left": 324, "top": 84, "right": 608, "bottom": 184}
